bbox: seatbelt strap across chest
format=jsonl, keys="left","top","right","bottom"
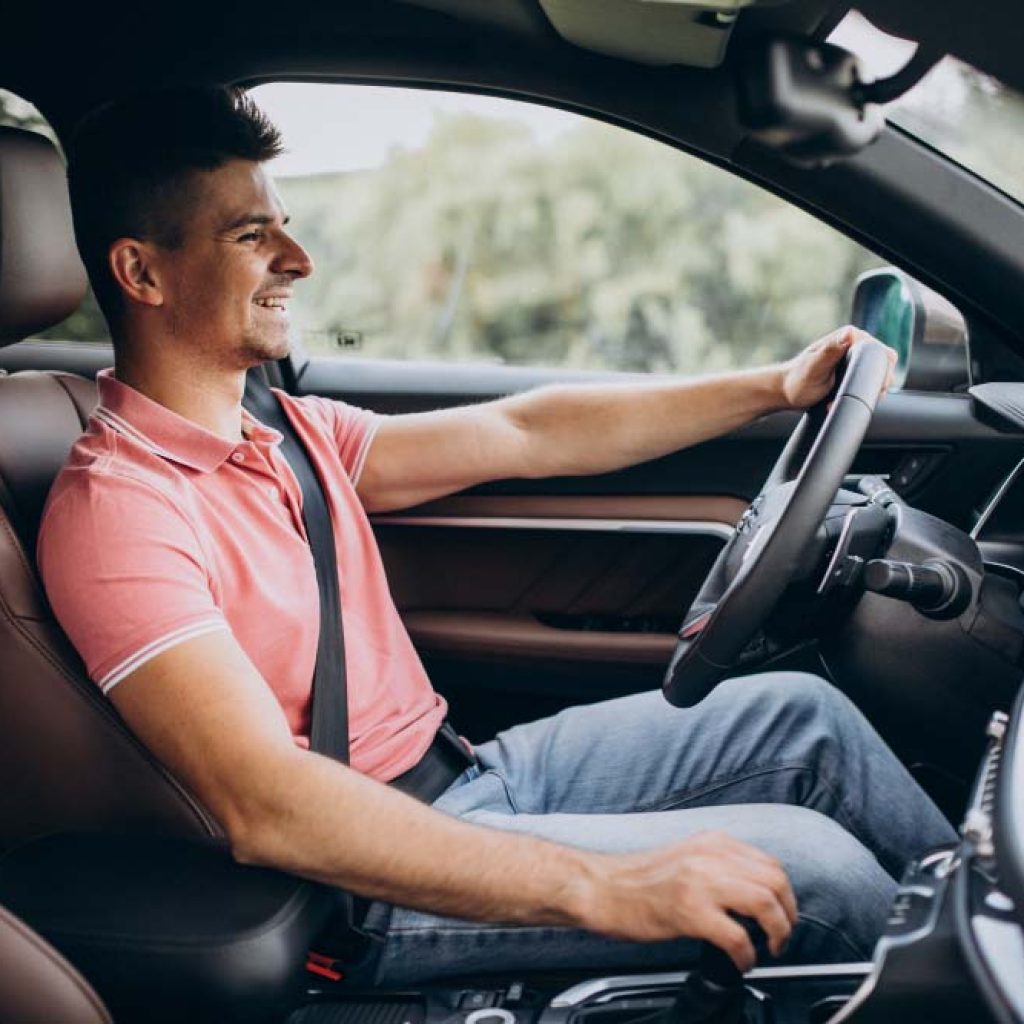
{"left": 243, "top": 368, "right": 349, "bottom": 765}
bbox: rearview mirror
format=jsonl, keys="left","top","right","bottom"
{"left": 735, "top": 38, "right": 884, "bottom": 166}
{"left": 851, "top": 268, "right": 970, "bottom": 392}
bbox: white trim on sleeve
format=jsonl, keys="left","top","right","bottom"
{"left": 99, "top": 617, "right": 229, "bottom": 694}
{"left": 350, "top": 417, "right": 382, "bottom": 489}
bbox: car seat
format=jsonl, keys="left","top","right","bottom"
{"left": 0, "top": 124, "right": 221, "bottom": 852}
{"left": 0, "top": 125, "right": 355, "bottom": 1024}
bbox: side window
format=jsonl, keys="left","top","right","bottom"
{"left": 0, "top": 89, "right": 107, "bottom": 344}
{"left": 254, "top": 83, "right": 884, "bottom": 374}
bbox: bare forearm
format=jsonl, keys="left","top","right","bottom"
{"left": 360, "top": 330, "right": 887, "bottom": 508}
{"left": 114, "top": 633, "right": 800, "bottom": 966}
{"left": 232, "top": 749, "right": 593, "bottom": 927}
{"left": 504, "top": 365, "right": 787, "bottom": 479}
{"left": 231, "top": 750, "right": 797, "bottom": 968}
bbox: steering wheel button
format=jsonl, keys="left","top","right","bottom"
{"left": 680, "top": 610, "right": 712, "bottom": 639}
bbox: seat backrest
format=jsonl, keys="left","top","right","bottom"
{"left": 0, "top": 127, "right": 217, "bottom": 850}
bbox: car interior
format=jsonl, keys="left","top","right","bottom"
{"left": 1, "top": 0, "right": 1024, "bottom": 1022}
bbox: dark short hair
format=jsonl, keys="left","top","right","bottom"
{"left": 66, "top": 87, "right": 283, "bottom": 326}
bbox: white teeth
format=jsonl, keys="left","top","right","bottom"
{"left": 254, "top": 298, "right": 287, "bottom": 309}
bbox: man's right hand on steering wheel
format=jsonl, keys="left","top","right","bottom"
{"left": 779, "top": 325, "right": 897, "bottom": 410}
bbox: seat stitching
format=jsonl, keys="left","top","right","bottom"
{"left": 0, "top": 906, "right": 114, "bottom": 1024}
{"left": 0, "top": 383, "right": 219, "bottom": 835}
{"left": 0, "top": 503, "right": 42, "bottom": 598}
{"left": 52, "top": 371, "right": 96, "bottom": 430}
{"left": 0, "top": 559, "right": 221, "bottom": 836}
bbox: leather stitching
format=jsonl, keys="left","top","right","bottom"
{"left": 0, "top": 502, "right": 42, "bottom": 600}
{"left": 0, "top": 516, "right": 221, "bottom": 836}
{"left": 52, "top": 372, "right": 96, "bottom": 429}
{"left": 0, "top": 375, "right": 219, "bottom": 835}
{"left": 0, "top": 906, "right": 114, "bottom": 1024}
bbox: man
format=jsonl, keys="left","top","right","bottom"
{"left": 37, "top": 88, "right": 955, "bottom": 986}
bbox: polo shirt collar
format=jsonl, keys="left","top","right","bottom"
{"left": 93, "top": 368, "right": 283, "bottom": 473}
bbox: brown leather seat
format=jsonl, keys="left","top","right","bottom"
{"left": 0, "top": 125, "right": 219, "bottom": 852}
{"left": 0, "top": 902, "right": 112, "bottom": 1024}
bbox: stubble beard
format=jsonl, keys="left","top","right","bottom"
{"left": 237, "top": 321, "right": 293, "bottom": 368}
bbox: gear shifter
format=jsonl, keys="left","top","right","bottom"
{"left": 663, "top": 945, "right": 744, "bottom": 1024}
{"left": 663, "top": 920, "right": 766, "bottom": 1024}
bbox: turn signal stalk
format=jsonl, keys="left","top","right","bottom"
{"left": 863, "top": 558, "right": 969, "bottom": 618}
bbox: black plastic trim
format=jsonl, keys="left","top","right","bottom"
{"left": 995, "top": 685, "right": 1024, "bottom": 927}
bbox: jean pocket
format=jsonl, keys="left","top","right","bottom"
{"left": 434, "top": 767, "right": 516, "bottom": 817}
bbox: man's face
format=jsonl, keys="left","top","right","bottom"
{"left": 153, "top": 159, "right": 313, "bottom": 368}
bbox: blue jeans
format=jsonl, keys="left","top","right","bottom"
{"left": 370, "top": 673, "right": 956, "bottom": 985}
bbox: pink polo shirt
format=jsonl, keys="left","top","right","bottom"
{"left": 37, "top": 368, "right": 446, "bottom": 782}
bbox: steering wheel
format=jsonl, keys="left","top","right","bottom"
{"left": 662, "top": 341, "right": 892, "bottom": 708}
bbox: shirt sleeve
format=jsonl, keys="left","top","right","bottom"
{"left": 37, "top": 471, "right": 228, "bottom": 695}
{"left": 292, "top": 394, "right": 382, "bottom": 485}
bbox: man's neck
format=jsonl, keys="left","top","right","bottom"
{"left": 114, "top": 356, "right": 249, "bottom": 444}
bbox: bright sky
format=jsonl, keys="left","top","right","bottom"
{"left": 251, "top": 82, "right": 579, "bottom": 177}
{"left": 828, "top": 10, "right": 917, "bottom": 79}
{"left": 828, "top": 11, "right": 972, "bottom": 120}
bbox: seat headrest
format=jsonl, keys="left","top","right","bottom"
{"left": 0, "top": 127, "right": 88, "bottom": 347}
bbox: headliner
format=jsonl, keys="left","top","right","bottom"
{"left": 3, "top": 0, "right": 1023, "bottom": 140}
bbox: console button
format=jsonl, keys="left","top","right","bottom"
{"left": 505, "top": 983, "right": 525, "bottom": 1005}
{"left": 886, "top": 886, "right": 934, "bottom": 934}
{"left": 459, "top": 992, "right": 498, "bottom": 1010}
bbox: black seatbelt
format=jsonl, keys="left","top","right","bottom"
{"left": 243, "top": 367, "right": 349, "bottom": 764}
{"left": 242, "top": 368, "right": 473, "bottom": 961}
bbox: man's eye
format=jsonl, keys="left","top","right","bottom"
{"left": 239, "top": 230, "right": 265, "bottom": 243}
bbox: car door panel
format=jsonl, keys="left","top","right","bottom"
{"left": 375, "top": 495, "right": 740, "bottom": 657}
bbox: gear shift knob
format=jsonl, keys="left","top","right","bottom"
{"left": 663, "top": 918, "right": 765, "bottom": 1024}
{"left": 693, "top": 939, "right": 744, "bottom": 996}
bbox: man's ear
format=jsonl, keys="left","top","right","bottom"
{"left": 108, "top": 239, "right": 165, "bottom": 309}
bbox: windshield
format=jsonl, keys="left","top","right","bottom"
{"left": 830, "top": 11, "right": 1024, "bottom": 206}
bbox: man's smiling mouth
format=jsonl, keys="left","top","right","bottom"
{"left": 253, "top": 296, "right": 288, "bottom": 310}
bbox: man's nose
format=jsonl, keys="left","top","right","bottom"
{"left": 274, "top": 231, "right": 314, "bottom": 279}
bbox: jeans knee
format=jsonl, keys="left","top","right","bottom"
{"left": 788, "top": 811, "right": 895, "bottom": 957}
{"left": 720, "top": 670, "right": 831, "bottom": 707}
{"left": 769, "top": 671, "right": 840, "bottom": 708}
{"left": 720, "top": 671, "right": 850, "bottom": 740}
{"left": 768, "top": 672, "right": 865, "bottom": 737}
